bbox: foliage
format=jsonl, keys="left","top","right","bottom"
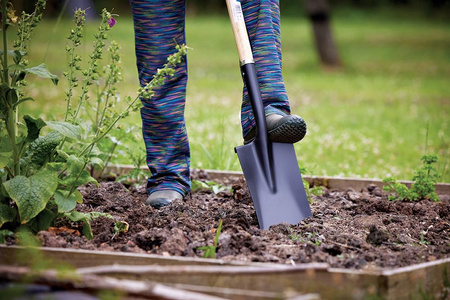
{"left": 198, "top": 219, "right": 223, "bottom": 259}
{"left": 303, "top": 179, "right": 323, "bottom": 203}
{"left": 111, "top": 126, "right": 150, "bottom": 186}
{"left": 0, "top": 0, "right": 187, "bottom": 239}
{"left": 192, "top": 179, "right": 232, "bottom": 194}
{"left": 383, "top": 154, "right": 440, "bottom": 202}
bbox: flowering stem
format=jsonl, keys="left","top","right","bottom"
{"left": 1, "top": 0, "right": 9, "bottom": 84}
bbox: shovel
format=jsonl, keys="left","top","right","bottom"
{"left": 225, "top": 0, "right": 312, "bottom": 230}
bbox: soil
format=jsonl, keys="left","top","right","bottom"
{"left": 8, "top": 170, "right": 450, "bottom": 270}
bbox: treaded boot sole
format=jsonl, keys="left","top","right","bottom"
{"left": 268, "top": 116, "right": 307, "bottom": 143}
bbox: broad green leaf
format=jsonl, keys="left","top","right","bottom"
{"left": 64, "top": 211, "right": 93, "bottom": 239}
{"left": 46, "top": 162, "right": 65, "bottom": 172}
{"left": 0, "top": 136, "right": 12, "bottom": 152}
{"left": 25, "top": 63, "right": 59, "bottom": 85}
{"left": 27, "top": 131, "right": 63, "bottom": 167}
{"left": 0, "top": 203, "right": 16, "bottom": 226}
{"left": 56, "top": 150, "right": 69, "bottom": 161}
{"left": 73, "top": 189, "right": 83, "bottom": 203}
{"left": 66, "top": 155, "right": 85, "bottom": 173}
{"left": 46, "top": 121, "right": 81, "bottom": 140}
{"left": 54, "top": 190, "right": 78, "bottom": 212}
{"left": 89, "top": 157, "right": 104, "bottom": 169}
{"left": 26, "top": 208, "right": 56, "bottom": 232}
{"left": 2, "top": 170, "right": 58, "bottom": 223}
{"left": 65, "top": 210, "right": 85, "bottom": 222}
{"left": 78, "top": 170, "right": 98, "bottom": 186}
{"left": 24, "top": 115, "right": 47, "bottom": 142}
{"left": 64, "top": 211, "right": 111, "bottom": 240}
{"left": 0, "top": 152, "right": 10, "bottom": 168}
{"left": 62, "top": 155, "right": 98, "bottom": 187}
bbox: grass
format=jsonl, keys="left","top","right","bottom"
{"left": 11, "top": 9, "right": 450, "bottom": 182}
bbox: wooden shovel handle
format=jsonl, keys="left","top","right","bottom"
{"left": 225, "top": 0, "right": 254, "bottom": 65}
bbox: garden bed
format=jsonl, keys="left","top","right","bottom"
{"left": 2, "top": 169, "right": 449, "bottom": 299}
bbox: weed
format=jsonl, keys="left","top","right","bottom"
{"left": 419, "top": 231, "right": 430, "bottom": 246}
{"left": 198, "top": 219, "right": 223, "bottom": 259}
{"left": 383, "top": 154, "right": 440, "bottom": 202}
{"left": 192, "top": 179, "right": 232, "bottom": 194}
{"left": 290, "top": 230, "right": 322, "bottom": 246}
{"left": 303, "top": 179, "right": 323, "bottom": 203}
{"left": 112, "top": 220, "right": 129, "bottom": 239}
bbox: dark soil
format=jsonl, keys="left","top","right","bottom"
{"left": 11, "top": 171, "right": 450, "bottom": 270}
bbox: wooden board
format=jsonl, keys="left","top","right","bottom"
{"left": 105, "top": 165, "right": 450, "bottom": 196}
{"left": 1, "top": 245, "right": 448, "bottom": 299}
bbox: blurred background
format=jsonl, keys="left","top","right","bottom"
{"left": 7, "top": 0, "right": 450, "bottom": 182}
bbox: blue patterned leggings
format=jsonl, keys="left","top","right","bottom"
{"left": 129, "top": 0, "right": 291, "bottom": 196}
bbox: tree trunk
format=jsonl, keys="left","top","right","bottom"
{"left": 304, "top": 0, "right": 341, "bottom": 68}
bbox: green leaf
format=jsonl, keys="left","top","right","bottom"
{"left": 0, "top": 229, "right": 14, "bottom": 244}
{"left": 2, "top": 170, "right": 58, "bottom": 223}
{"left": 89, "top": 157, "right": 104, "bottom": 169}
{"left": 54, "top": 190, "right": 78, "bottom": 212}
{"left": 25, "top": 63, "right": 59, "bottom": 85}
{"left": 46, "top": 121, "right": 81, "bottom": 140}
{"left": 7, "top": 50, "right": 26, "bottom": 64}
{"left": 62, "top": 155, "right": 98, "bottom": 187}
{"left": 0, "top": 152, "right": 10, "bottom": 168}
{"left": 46, "top": 162, "right": 65, "bottom": 172}
{"left": 6, "top": 87, "right": 18, "bottom": 106}
{"left": 56, "top": 150, "right": 69, "bottom": 161}
{"left": 24, "top": 115, "right": 47, "bottom": 142}
{"left": 12, "top": 97, "right": 34, "bottom": 109}
{"left": 26, "top": 208, "right": 56, "bottom": 232}
{"left": 0, "top": 203, "right": 16, "bottom": 226}
{"left": 0, "top": 136, "right": 12, "bottom": 152}
{"left": 27, "top": 131, "right": 63, "bottom": 167}
{"left": 64, "top": 211, "right": 111, "bottom": 240}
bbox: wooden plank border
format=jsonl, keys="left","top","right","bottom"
{"left": 105, "top": 165, "right": 450, "bottom": 195}
{"left": 1, "top": 245, "right": 448, "bottom": 299}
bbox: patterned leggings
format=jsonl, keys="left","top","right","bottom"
{"left": 129, "top": 0, "right": 291, "bottom": 196}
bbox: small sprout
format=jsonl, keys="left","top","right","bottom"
{"left": 198, "top": 219, "right": 223, "bottom": 259}
{"left": 113, "top": 221, "right": 129, "bottom": 239}
{"left": 191, "top": 180, "right": 232, "bottom": 194}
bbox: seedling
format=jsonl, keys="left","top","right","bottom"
{"left": 303, "top": 179, "right": 323, "bottom": 203}
{"left": 191, "top": 179, "right": 232, "bottom": 194}
{"left": 198, "top": 219, "right": 223, "bottom": 259}
{"left": 383, "top": 154, "right": 440, "bottom": 202}
{"left": 112, "top": 220, "right": 129, "bottom": 239}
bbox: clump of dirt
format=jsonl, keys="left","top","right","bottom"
{"left": 8, "top": 171, "right": 450, "bottom": 270}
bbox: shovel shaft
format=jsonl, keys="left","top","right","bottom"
{"left": 227, "top": 0, "right": 312, "bottom": 229}
{"left": 225, "top": 0, "right": 253, "bottom": 64}
{"left": 226, "top": 0, "right": 273, "bottom": 189}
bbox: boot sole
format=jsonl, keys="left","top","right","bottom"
{"left": 268, "top": 116, "right": 307, "bottom": 143}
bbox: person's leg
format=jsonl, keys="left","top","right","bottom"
{"left": 240, "top": 0, "right": 306, "bottom": 142}
{"left": 129, "top": 0, "right": 190, "bottom": 199}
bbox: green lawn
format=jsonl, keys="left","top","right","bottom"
{"left": 13, "top": 10, "right": 450, "bottom": 182}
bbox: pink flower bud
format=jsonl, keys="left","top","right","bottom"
{"left": 108, "top": 16, "right": 116, "bottom": 28}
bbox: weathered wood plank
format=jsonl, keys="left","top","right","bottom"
{"left": 105, "top": 165, "right": 450, "bottom": 195}
{"left": 0, "top": 245, "right": 283, "bottom": 268}
{"left": 381, "top": 258, "right": 450, "bottom": 299}
{"left": 1, "top": 245, "right": 449, "bottom": 299}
